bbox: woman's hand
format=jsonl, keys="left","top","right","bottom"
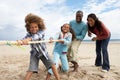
{"left": 92, "top": 37, "right": 98, "bottom": 41}
{"left": 88, "top": 31, "right": 92, "bottom": 37}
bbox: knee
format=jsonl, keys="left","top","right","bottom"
{"left": 51, "top": 64, "right": 56, "bottom": 69}
{"left": 102, "top": 48, "right": 107, "bottom": 53}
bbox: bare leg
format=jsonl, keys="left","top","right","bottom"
{"left": 46, "top": 73, "right": 51, "bottom": 80}
{"left": 51, "top": 64, "right": 60, "bottom": 80}
{"left": 24, "top": 71, "right": 33, "bottom": 80}
{"left": 71, "top": 61, "right": 79, "bottom": 72}
{"left": 59, "top": 64, "right": 62, "bottom": 71}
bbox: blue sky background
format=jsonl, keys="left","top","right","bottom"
{"left": 0, "top": 0, "right": 120, "bottom": 40}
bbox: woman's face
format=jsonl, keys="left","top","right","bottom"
{"left": 29, "top": 23, "right": 39, "bottom": 34}
{"left": 87, "top": 17, "right": 95, "bottom": 27}
{"left": 62, "top": 24, "right": 70, "bottom": 33}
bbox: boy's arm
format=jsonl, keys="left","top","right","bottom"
{"left": 17, "top": 32, "right": 40, "bottom": 45}
{"left": 22, "top": 31, "right": 45, "bottom": 44}
{"left": 22, "top": 38, "right": 32, "bottom": 45}
{"left": 17, "top": 38, "right": 32, "bottom": 45}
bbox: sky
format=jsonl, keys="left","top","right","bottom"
{"left": 0, "top": 0, "right": 120, "bottom": 40}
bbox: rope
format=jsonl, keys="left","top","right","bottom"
{"left": 0, "top": 40, "right": 61, "bottom": 45}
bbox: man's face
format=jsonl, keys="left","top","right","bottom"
{"left": 76, "top": 13, "right": 83, "bottom": 23}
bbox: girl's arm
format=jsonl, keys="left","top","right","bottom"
{"left": 61, "top": 33, "right": 72, "bottom": 45}
{"left": 49, "top": 37, "right": 64, "bottom": 43}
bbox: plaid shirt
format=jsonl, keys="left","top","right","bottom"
{"left": 24, "top": 30, "right": 48, "bottom": 59}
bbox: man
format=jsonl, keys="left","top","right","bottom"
{"left": 67, "top": 10, "right": 87, "bottom": 71}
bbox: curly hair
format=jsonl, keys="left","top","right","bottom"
{"left": 25, "top": 13, "right": 46, "bottom": 33}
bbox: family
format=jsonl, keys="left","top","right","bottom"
{"left": 17, "top": 10, "right": 111, "bottom": 80}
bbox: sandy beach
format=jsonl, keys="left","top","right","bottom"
{"left": 0, "top": 41, "right": 120, "bottom": 80}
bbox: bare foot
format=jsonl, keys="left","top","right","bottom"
{"left": 70, "top": 65, "right": 74, "bottom": 68}
{"left": 73, "top": 64, "right": 79, "bottom": 72}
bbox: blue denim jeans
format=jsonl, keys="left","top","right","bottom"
{"left": 95, "top": 35, "right": 110, "bottom": 71}
{"left": 48, "top": 52, "right": 69, "bottom": 74}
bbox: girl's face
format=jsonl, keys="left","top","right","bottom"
{"left": 29, "top": 23, "right": 39, "bottom": 34}
{"left": 62, "top": 24, "right": 70, "bottom": 33}
{"left": 87, "top": 17, "right": 95, "bottom": 27}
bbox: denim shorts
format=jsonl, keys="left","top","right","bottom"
{"left": 28, "top": 53, "right": 53, "bottom": 73}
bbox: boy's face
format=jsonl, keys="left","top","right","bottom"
{"left": 62, "top": 24, "right": 70, "bottom": 33}
{"left": 29, "top": 23, "right": 39, "bottom": 34}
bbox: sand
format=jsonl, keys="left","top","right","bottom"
{"left": 0, "top": 42, "right": 120, "bottom": 80}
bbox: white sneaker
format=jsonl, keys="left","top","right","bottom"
{"left": 101, "top": 69, "right": 108, "bottom": 73}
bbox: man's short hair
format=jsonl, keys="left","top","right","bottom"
{"left": 76, "top": 10, "right": 83, "bottom": 15}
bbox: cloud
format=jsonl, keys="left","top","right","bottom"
{"left": 83, "top": 0, "right": 120, "bottom": 13}
{"left": 0, "top": 0, "right": 45, "bottom": 40}
{"left": 83, "top": 0, "right": 120, "bottom": 39}
{"left": 99, "top": 9, "right": 120, "bottom": 38}
{"left": 0, "top": 0, "right": 120, "bottom": 40}
{"left": 44, "top": 0, "right": 65, "bottom": 4}
{"left": 0, "top": 24, "right": 26, "bottom": 40}
{"left": 0, "top": 0, "right": 69, "bottom": 40}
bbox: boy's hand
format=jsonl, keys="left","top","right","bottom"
{"left": 22, "top": 39, "right": 29, "bottom": 45}
{"left": 17, "top": 38, "right": 32, "bottom": 45}
{"left": 17, "top": 40, "right": 23, "bottom": 45}
{"left": 22, "top": 38, "right": 32, "bottom": 45}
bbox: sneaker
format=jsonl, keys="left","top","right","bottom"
{"left": 101, "top": 69, "right": 108, "bottom": 73}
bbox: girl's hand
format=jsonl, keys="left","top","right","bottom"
{"left": 58, "top": 40, "right": 64, "bottom": 44}
{"left": 49, "top": 37, "right": 53, "bottom": 43}
{"left": 92, "top": 37, "right": 98, "bottom": 41}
